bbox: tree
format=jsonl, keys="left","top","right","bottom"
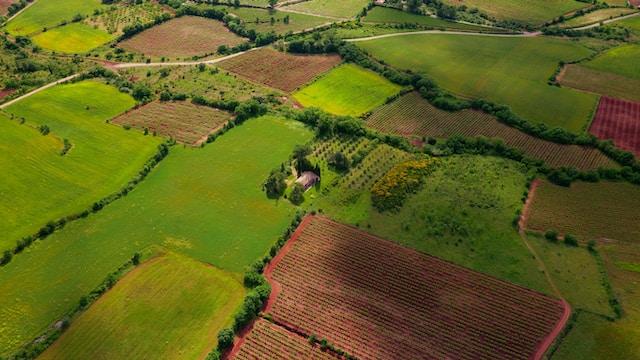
{"left": 264, "top": 169, "right": 287, "bottom": 198}
{"left": 289, "top": 183, "right": 305, "bottom": 205}
{"left": 0, "top": 250, "right": 12, "bottom": 266}
{"left": 268, "top": 0, "right": 277, "bottom": 8}
{"left": 132, "top": 83, "right": 152, "bottom": 102}
{"left": 564, "top": 234, "right": 578, "bottom": 247}
{"left": 544, "top": 230, "right": 558, "bottom": 242}
{"left": 217, "top": 328, "right": 235, "bottom": 350}
{"left": 293, "top": 144, "right": 311, "bottom": 173}
{"left": 132, "top": 252, "right": 141, "bottom": 265}
{"left": 328, "top": 151, "right": 350, "bottom": 172}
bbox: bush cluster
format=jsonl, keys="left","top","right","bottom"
{"left": 371, "top": 158, "right": 437, "bottom": 212}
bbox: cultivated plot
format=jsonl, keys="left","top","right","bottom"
{"left": 590, "top": 96, "right": 640, "bottom": 157}
{"left": 527, "top": 180, "right": 640, "bottom": 243}
{"left": 218, "top": 48, "right": 341, "bottom": 92}
{"left": 357, "top": 34, "right": 598, "bottom": 132}
{"left": 293, "top": 63, "right": 402, "bottom": 116}
{"left": 582, "top": 44, "right": 640, "bottom": 81}
{"left": 363, "top": 6, "right": 503, "bottom": 32}
{"left": 31, "top": 22, "right": 114, "bottom": 53}
{"left": 40, "top": 253, "right": 244, "bottom": 360}
{"left": 443, "top": 0, "right": 587, "bottom": 25}
{"left": 558, "top": 64, "right": 640, "bottom": 102}
{"left": 367, "top": 92, "right": 616, "bottom": 170}
{"left": 112, "top": 101, "right": 232, "bottom": 145}
{"left": 118, "top": 16, "right": 246, "bottom": 57}
{"left": 5, "top": 0, "right": 105, "bottom": 36}
{"left": 213, "top": 5, "right": 332, "bottom": 34}
{"left": 266, "top": 216, "right": 567, "bottom": 360}
{"left": 0, "top": 116, "right": 312, "bottom": 356}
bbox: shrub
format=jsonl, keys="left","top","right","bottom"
{"left": 289, "top": 183, "right": 305, "bottom": 205}
{"left": 545, "top": 229, "right": 559, "bottom": 242}
{"left": 371, "top": 159, "right": 437, "bottom": 212}
{"left": 564, "top": 234, "right": 578, "bottom": 247}
{"left": 216, "top": 328, "right": 234, "bottom": 351}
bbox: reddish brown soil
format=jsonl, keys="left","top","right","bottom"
{"left": 0, "top": 88, "right": 15, "bottom": 101}
{"left": 218, "top": 48, "right": 341, "bottom": 92}
{"left": 590, "top": 96, "right": 640, "bottom": 157}
{"left": 111, "top": 101, "right": 231, "bottom": 145}
{"left": 519, "top": 179, "right": 541, "bottom": 231}
{"left": 265, "top": 215, "right": 568, "bottom": 360}
{"left": 232, "top": 319, "right": 335, "bottom": 360}
{"left": 118, "top": 16, "right": 245, "bottom": 57}
{"left": 630, "top": 0, "right": 640, "bottom": 7}
{"left": 0, "top": 0, "right": 12, "bottom": 16}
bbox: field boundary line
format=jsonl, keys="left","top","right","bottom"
{"left": 0, "top": 73, "right": 79, "bottom": 109}
{"left": 571, "top": 11, "right": 640, "bottom": 30}
{"left": 345, "top": 29, "right": 541, "bottom": 42}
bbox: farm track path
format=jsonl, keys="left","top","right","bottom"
{"left": 572, "top": 11, "right": 640, "bottom": 30}
{"left": 1, "top": 0, "right": 36, "bottom": 26}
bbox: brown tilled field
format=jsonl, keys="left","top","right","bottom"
{"left": 111, "top": 101, "right": 231, "bottom": 145}
{"left": 367, "top": 92, "right": 616, "bottom": 171}
{"left": 264, "top": 215, "right": 568, "bottom": 360}
{"left": 118, "top": 16, "right": 245, "bottom": 57}
{"left": 0, "top": 0, "right": 12, "bottom": 15}
{"left": 232, "top": 319, "right": 336, "bottom": 360}
{"left": 218, "top": 48, "right": 342, "bottom": 92}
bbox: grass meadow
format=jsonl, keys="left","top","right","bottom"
{"left": 357, "top": 34, "right": 598, "bottom": 133}
{"left": 560, "top": 8, "right": 638, "bottom": 28}
{"left": 443, "top": 0, "right": 587, "bottom": 25}
{"left": 0, "top": 116, "right": 311, "bottom": 356}
{"left": 582, "top": 44, "right": 640, "bottom": 81}
{"left": 284, "top": 0, "right": 370, "bottom": 19}
{"left": 212, "top": 5, "right": 332, "bottom": 34}
{"left": 293, "top": 63, "right": 402, "bottom": 116}
{"left": 363, "top": 6, "right": 501, "bottom": 32}
{"left": 0, "top": 80, "right": 161, "bottom": 252}
{"left": 39, "top": 253, "right": 244, "bottom": 360}
{"left": 31, "top": 22, "right": 115, "bottom": 53}
{"left": 309, "top": 154, "right": 551, "bottom": 295}
{"left": 5, "top": 0, "right": 106, "bottom": 36}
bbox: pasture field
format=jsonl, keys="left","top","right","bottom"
{"left": 265, "top": 216, "right": 566, "bottom": 360}
{"left": 213, "top": 5, "right": 332, "bottom": 34}
{"left": 310, "top": 154, "right": 552, "bottom": 294}
{"left": 112, "top": 101, "right": 232, "bottom": 145}
{"left": 582, "top": 44, "right": 640, "bottom": 81}
{"left": 293, "top": 63, "right": 402, "bottom": 116}
{"left": 118, "top": 16, "right": 246, "bottom": 58}
{"left": 590, "top": 97, "right": 640, "bottom": 157}
{"left": 218, "top": 48, "right": 341, "bottom": 92}
{"left": 526, "top": 180, "right": 640, "bottom": 243}
{"left": 118, "top": 65, "right": 278, "bottom": 101}
{"left": 283, "top": 0, "right": 370, "bottom": 19}
{"left": 363, "top": 6, "right": 503, "bottom": 32}
{"left": 86, "top": 1, "right": 170, "bottom": 35}
{"left": 31, "top": 22, "right": 114, "bottom": 53}
{"left": 233, "top": 319, "right": 335, "bottom": 359}
{"left": 357, "top": 34, "right": 598, "bottom": 133}
{"left": 40, "top": 253, "right": 244, "bottom": 360}
{"left": 559, "top": 8, "right": 638, "bottom": 28}
{"left": 559, "top": 64, "right": 640, "bottom": 102}
{"left": 609, "top": 14, "right": 640, "bottom": 36}
{"left": 0, "top": 116, "right": 312, "bottom": 356}
{"left": 443, "top": 0, "right": 587, "bottom": 25}
{"left": 5, "top": 0, "right": 105, "bottom": 36}
{"left": 528, "top": 235, "right": 612, "bottom": 317}
{"left": 0, "top": 80, "right": 161, "bottom": 252}
{"left": 367, "top": 92, "right": 616, "bottom": 170}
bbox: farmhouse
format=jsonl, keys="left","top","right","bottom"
{"left": 295, "top": 171, "right": 319, "bottom": 190}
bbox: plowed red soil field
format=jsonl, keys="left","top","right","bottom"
{"left": 232, "top": 319, "right": 336, "bottom": 360}
{"left": 111, "top": 101, "right": 231, "bottom": 145}
{"left": 218, "top": 48, "right": 341, "bottom": 92}
{"left": 264, "top": 215, "right": 568, "bottom": 360}
{"left": 118, "top": 16, "right": 245, "bottom": 57}
{"left": 590, "top": 96, "right": 640, "bottom": 157}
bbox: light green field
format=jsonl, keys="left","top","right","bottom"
{"left": 582, "top": 44, "right": 640, "bottom": 81}
{"left": 31, "top": 22, "right": 114, "bottom": 53}
{"left": 357, "top": 34, "right": 598, "bottom": 132}
{"left": 0, "top": 80, "right": 161, "bottom": 252}
{"left": 443, "top": 0, "right": 588, "bottom": 25}
{"left": 5, "top": 0, "right": 106, "bottom": 36}
{"left": 293, "top": 63, "right": 402, "bottom": 116}
{"left": 560, "top": 8, "right": 638, "bottom": 28}
{"left": 0, "top": 116, "right": 311, "bottom": 356}
{"left": 211, "top": 5, "right": 332, "bottom": 34}
{"left": 284, "top": 0, "right": 370, "bottom": 19}
{"left": 364, "top": 6, "right": 502, "bottom": 32}
{"left": 40, "top": 253, "right": 244, "bottom": 360}
{"left": 310, "top": 154, "right": 551, "bottom": 294}
{"left": 609, "top": 14, "right": 640, "bottom": 36}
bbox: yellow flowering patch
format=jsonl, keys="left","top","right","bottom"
{"left": 371, "top": 158, "right": 437, "bottom": 212}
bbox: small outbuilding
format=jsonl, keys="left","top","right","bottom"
{"left": 295, "top": 171, "right": 320, "bottom": 190}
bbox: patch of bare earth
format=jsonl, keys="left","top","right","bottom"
{"left": 118, "top": 16, "right": 246, "bottom": 57}
{"left": 0, "top": 88, "right": 15, "bottom": 101}
{"left": 218, "top": 48, "right": 341, "bottom": 92}
{"left": 0, "top": 0, "right": 12, "bottom": 15}
{"left": 264, "top": 215, "right": 568, "bottom": 360}
{"left": 111, "top": 101, "right": 232, "bottom": 145}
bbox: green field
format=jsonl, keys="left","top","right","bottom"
{"left": 560, "top": 8, "right": 638, "bottom": 28}
{"left": 5, "top": 0, "right": 106, "bottom": 36}
{"left": 310, "top": 154, "right": 551, "bottom": 294}
{"left": 582, "top": 44, "right": 640, "bottom": 81}
{"left": 293, "top": 63, "right": 402, "bottom": 116}
{"left": 0, "top": 116, "right": 312, "bottom": 356}
{"left": 284, "top": 0, "right": 370, "bottom": 19}
{"left": 357, "top": 34, "right": 598, "bottom": 132}
{"left": 212, "top": 5, "right": 332, "bottom": 34}
{"left": 0, "top": 80, "right": 161, "bottom": 252}
{"left": 40, "top": 253, "right": 244, "bottom": 360}
{"left": 31, "top": 22, "right": 114, "bottom": 53}
{"left": 609, "top": 14, "right": 640, "bottom": 36}
{"left": 363, "top": 6, "right": 502, "bottom": 32}
{"left": 527, "top": 180, "right": 640, "bottom": 243}
{"left": 443, "top": 0, "right": 587, "bottom": 25}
